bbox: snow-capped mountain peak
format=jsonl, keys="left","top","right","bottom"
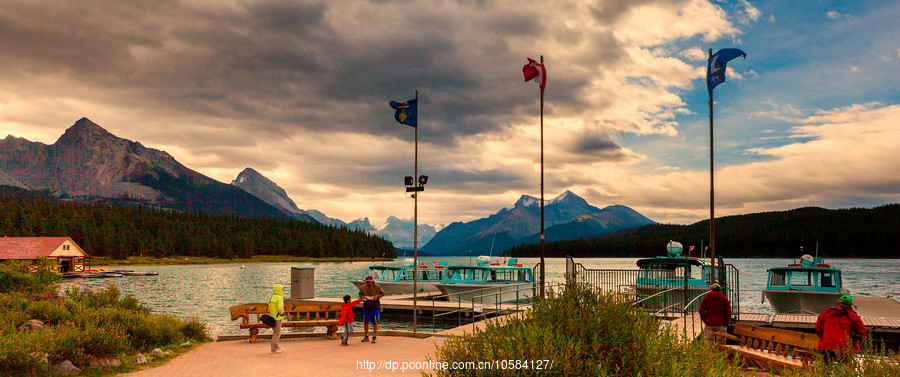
{"left": 513, "top": 195, "right": 540, "bottom": 208}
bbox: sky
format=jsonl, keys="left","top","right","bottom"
{"left": 2, "top": 0, "right": 899, "bottom": 228}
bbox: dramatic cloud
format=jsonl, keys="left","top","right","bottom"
{"left": 1, "top": 0, "right": 898, "bottom": 226}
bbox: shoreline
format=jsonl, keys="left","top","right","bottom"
{"left": 88, "top": 255, "right": 900, "bottom": 267}
{"left": 90, "top": 255, "right": 394, "bottom": 266}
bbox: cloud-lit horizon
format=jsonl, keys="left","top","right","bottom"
{"left": 2, "top": 0, "right": 899, "bottom": 228}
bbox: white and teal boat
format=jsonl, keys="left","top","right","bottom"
{"left": 634, "top": 241, "right": 715, "bottom": 310}
{"left": 762, "top": 254, "right": 848, "bottom": 314}
{"left": 351, "top": 260, "right": 449, "bottom": 295}
{"left": 433, "top": 258, "right": 535, "bottom": 303}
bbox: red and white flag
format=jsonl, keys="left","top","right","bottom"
{"left": 522, "top": 57, "right": 547, "bottom": 92}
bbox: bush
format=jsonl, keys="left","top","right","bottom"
{"left": 0, "top": 331, "right": 48, "bottom": 375}
{"left": 430, "top": 284, "right": 743, "bottom": 377}
{"left": 179, "top": 317, "right": 211, "bottom": 341}
{"left": 0, "top": 259, "right": 59, "bottom": 296}
{"left": 0, "top": 271, "right": 209, "bottom": 375}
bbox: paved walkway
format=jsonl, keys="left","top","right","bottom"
{"left": 121, "top": 336, "right": 445, "bottom": 377}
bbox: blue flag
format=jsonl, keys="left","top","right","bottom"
{"left": 707, "top": 48, "right": 746, "bottom": 93}
{"left": 389, "top": 98, "right": 417, "bottom": 127}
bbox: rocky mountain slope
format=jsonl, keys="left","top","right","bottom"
{"left": 0, "top": 118, "right": 300, "bottom": 219}
{"left": 421, "top": 190, "right": 654, "bottom": 255}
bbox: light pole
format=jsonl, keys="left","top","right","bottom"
{"left": 404, "top": 174, "right": 427, "bottom": 331}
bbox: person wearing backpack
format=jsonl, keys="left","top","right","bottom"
{"left": 815, "top": 295, "right": 867, "bottom": 363}
{"left": 268, "top": 284, "right": 286, "bottom": 353}
{"left": 357, "top": 275, "right": 384, "bottom": 343}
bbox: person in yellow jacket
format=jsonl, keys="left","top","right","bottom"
{"left": 268, "top": 284, "right": 285, "bottom": 353}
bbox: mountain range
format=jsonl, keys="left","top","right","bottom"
{"left": 421, "top": 190, "right": 655, "bottom": 256}
{"left": 0, "top": 118, "right": 307, "bottom": 220}
{"left": 229, "top": 167, "right": 437, "bottom": 249}
{"left": 0, "top": 118, "right": 654, "bottom": 252}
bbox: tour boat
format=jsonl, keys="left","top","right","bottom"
{"left": 633, "top": 241, "right": 718, "bottom": 311}
{"left": 762, "top": 254, "right": 848, "bottom": 314}
{"left": 433, "top": 259, "right": 534, "bottom": 303}
{"left": 350, "top": 261, "right": 449, "bottom": 295}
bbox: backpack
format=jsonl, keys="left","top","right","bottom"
{"left": 260, "top": 313, "right": 277, "bottom": 327}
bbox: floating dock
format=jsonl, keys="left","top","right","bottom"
{"left": 739, "top": 296, "right": 900, "bottom": 333}
{"left": 289, "top": 292, "right": 531, "bottom": 315}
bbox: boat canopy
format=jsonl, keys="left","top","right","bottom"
{"left": 445, "top": 265, "right": 533, "bottom": 284}
{"left": 765, "top": 266, "right": 842, "bottom": 292}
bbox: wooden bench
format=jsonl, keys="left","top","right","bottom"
{"left": 715, "top": 323, "right": 819, "bottom": 372}
{"left": 229, "top": 302, "right": 341, "bottom": 342}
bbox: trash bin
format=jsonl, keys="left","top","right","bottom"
{"left": 290, "top": 267, "right": 315, "bottom": 299}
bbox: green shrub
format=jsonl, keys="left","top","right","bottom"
{"left": 0, "top": 259, "right": 59, "bottom": 296}
{"left": 179, "top": 317, "right": 211, "bottom": 341}
{"left": 430, "top": 284, "right": 743, "bottom": 377}
{"left": 1, "top": 265, "right": 209, "bottom": 375}
{"left": 0, "top": 331, "right": 48, "bottom": 376}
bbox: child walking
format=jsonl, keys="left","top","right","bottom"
{"left": 339, "top": 294, "right": 364, "bottom": 346}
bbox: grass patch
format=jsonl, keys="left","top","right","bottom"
{"left": 0, "top": 259, "right": 210, "bottom": 376}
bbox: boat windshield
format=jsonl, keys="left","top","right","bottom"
{"left": 487, "top": 269, "right": 532, "bottom": 283}
{"left": 770, "top": 270, "right": 787, "bottom": 286}
{"left": 400, "top": 269, "right": 446, "bottom": 282}
{"left": 641, "top": 263, "right": 693, "bottom": 280}
{"left": 820, "top": 271, "right": 837, "bottom": 288}
{"left": 790, "top": 271, "right": 813, "bottom": 287}
{"left": 363, "top": 267, "right": 401, "bottom": 282}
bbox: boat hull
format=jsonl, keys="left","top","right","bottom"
{"left": 434, "top": 283, "right": 533, "bottom": 304}
{"left": 762, "top": 289, "right": 849, "bottom": 315}
{"left": 350, "top": 280, "right": 441, "bottom": 296}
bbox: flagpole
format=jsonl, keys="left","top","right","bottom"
{"left": 539, "top": 55, "right": 545, "bottom": 299}
{"left": 413, "top": 90, "right": 419, "bottom": 332}
{"left": 708, "top": 48, "right": 717, "bottom": 283}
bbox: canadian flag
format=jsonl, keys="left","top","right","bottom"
{"left": 522, "top": 57, "right": 547, "bottom": 92}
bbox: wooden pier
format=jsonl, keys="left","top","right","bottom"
{"left": 289, "top": 292, "right": 531, "bottom": 315}
{"left": 738, "top": 296, "right": 900, "bottom": 333}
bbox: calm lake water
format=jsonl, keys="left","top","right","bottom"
{"left": 62, "top": 257, "right": 900, "bottom": 337}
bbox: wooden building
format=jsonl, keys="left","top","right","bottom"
{"left": 0, "top": 237, "right": 89, "bottom": 273}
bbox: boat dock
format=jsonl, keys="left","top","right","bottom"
{"left": 289, "top": 292, "right": 531, "bottom": 315}
{"left": 739, "top": 296, "right": 900, "bottom": 333}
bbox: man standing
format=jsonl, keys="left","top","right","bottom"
{"left": 816, "top": 295, "right": 867, "bottom": 363}
{"left": 358, "top": 275, "right": 385, "bottom": 343}
{"left": 699, "top": 283, "right": 732, "bottom": 343}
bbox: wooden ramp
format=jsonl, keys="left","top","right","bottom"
{"left": 428, "top": 310, "right": 530, "bottom": 338}
{"left": 664, "top": 312, "right": 704, "bottom": 342}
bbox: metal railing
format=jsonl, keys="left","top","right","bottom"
{"left": 566, "top": 255, "right": 741, "bottom": 341}
{"left": 430, "top": 279, "right": 562, "bottom": 333}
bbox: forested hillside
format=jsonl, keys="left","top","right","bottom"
{"left": 0, "top": 187, "right": 395, "bottom": 259}
{"left": 507, "top": 205, "right": 900, "bottom": 258}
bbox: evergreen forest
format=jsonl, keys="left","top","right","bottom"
{"left": 507, "top": 205, "right": 900, "bottom": 258}
{"left": 0, "top": 187, "right": 395, "bottom": 259}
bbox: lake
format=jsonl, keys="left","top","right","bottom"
{"left": 63, "top": 257, "right": 900, "bottom": 337}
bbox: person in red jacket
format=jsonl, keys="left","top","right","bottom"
{"left": 815, "top": 295, "right": 867, "bottom": 362}
{"left": 699, "top": 283, "right": 732, "bottom": 343}
{"left": 339, "top": 294, "right": 364, "bottom": 346}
